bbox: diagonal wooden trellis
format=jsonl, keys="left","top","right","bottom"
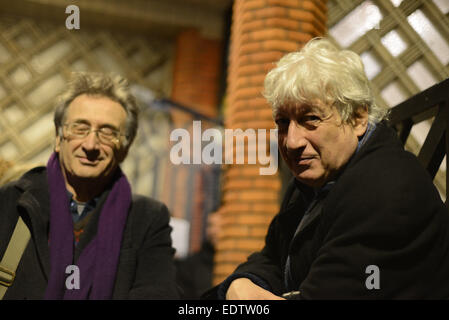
{"left": 0, "top": 15, "right": 173, "bottom": 165}
{"left": 389, "top": 78, "right": 449, "bottom": 203}
{"left": 327, "top": 0, "right": 449, "bottom": 199}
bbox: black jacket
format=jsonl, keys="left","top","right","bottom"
{"left": 0, "top": 167, "right": 180, "bottom": 299}
{"left": 215, "top": 123, "right": 449, "bottom": 299}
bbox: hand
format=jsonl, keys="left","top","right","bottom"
{"left": 225, "top": 278, "right": 285, "bottom": 300}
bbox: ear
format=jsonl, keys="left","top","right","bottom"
{"left": 116, "top": 145, "right": 129, "bottom": 163}
{"left": 352, "top": 107, "right": 369, "bottom": 138}
{"left": 55, "top": 134, "right": 61, "bottom": 153}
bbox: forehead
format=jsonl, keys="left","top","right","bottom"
{"left": 66, "top": 94, "right": 127, "bottom": 126}
{"left": 276, "top": 100, "right": 330, "bottom": 116}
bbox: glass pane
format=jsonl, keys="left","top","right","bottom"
{"left": 0, "top": 142, "right": 19, "bottom": 161}
{"left": 433, "top": 0, "right": 449, "bottom": 14}
{"left": 391, "top": 0, "right": 404, "bottom": 7}
{"left": 381, "top": 29, "right": 408, "bottom": 57}
{"left": 407, "top": 10, "right": 449, "bottom": 65}
{"left": 29, "top": 145, "right": 52, "bottom": 166}
{"left": 440, "top": 155, "right": 446, "bottom": 172}
{"left": 330, "top": 1, "right": 383, "bottom": 47}
{"left": 381, "top": 81, "right": 408, "bottom": 107}
{"left": 361, "top": 51, "right": 382, "bottom": 80}
{"left": 0, "top": 42, "right": 11, "bottom": 64}
{"left": 410, "top": 119, "right": 431, "bottom": 146}
{"left": 92, "top": 47, "right": 124, "bottom": 74}
{"left": 0, "top": 83, "right": 6, "bottom": 100}
{"left": 26, "top": 74, "right": 65, "bottom": 107}
{"left": 21, "top": 112, "right": 54, "bottom": 144}
{"left": 3, "top": 104, "right": 25, "bottom": 123}
{"left": 407, "top": 60, "right": 438, "bottom": 91}
{"left": 15, "top": 34, "right": 34, "bottom": 49}
{"left": 10, "top": 66, "right": 32, "bottom": 86}
{"left": 31, "top": 40, "right": 72, "bottom": 73}
{"left": 70, "top": 59, "right": 89, "bottom": 71}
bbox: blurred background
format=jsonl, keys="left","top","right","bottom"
{"left": 0, "top": 0, "right": 448, "bottom": 291}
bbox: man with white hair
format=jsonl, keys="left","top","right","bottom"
{"left": 215, "top": 38, "right": 449, "bottom": 299}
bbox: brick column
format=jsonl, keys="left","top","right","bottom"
{"left": 213, "top": 0, "right": 327, "bottom": 284}
{"left": 171, "top": 28, "right": 222, "bottom": 121}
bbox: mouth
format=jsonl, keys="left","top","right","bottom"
{"left": 77, "top": 156, "right": 101, "bottom": 166}
{"left": 297, "top": 156, "right": 316, "bottom": 165}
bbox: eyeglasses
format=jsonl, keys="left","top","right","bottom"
{"left": 63, "top": 122, "right": 124, "bottom": 145}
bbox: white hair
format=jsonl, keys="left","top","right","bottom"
{"left": 263, "top": 37, "right": 388, "bottom": 125}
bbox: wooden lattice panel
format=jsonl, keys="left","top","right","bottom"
{"left": 327, "top": 0, "right": 449, "bottom": 199}
{"left": 0, "top": 14, "right": 173, "bottom": 166}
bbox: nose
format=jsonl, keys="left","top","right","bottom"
{"left": 81, "top": 130, "right": 101, "bottom": 150}
{"left": 285, "top": 120, "right": 308, "bottom": 151}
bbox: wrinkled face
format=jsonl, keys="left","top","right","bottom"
{"left": 55, "top": 94, "right": 128, "bottom": 183}
{"left": 275, "top": 102, "right": 368, "bottom": 188}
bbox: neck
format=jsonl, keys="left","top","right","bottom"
{"left": 63, "top": 171, "right": 115, "bottom": 203}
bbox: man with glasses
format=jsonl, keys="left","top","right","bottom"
{"left": 0, "top": 72, "right": 179, "bottom": 299}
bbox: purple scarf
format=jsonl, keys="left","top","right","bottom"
{"left": 44, "top": 152, "right": 131, "bottom": 300}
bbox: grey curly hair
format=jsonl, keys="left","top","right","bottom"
{"left": 54, "top": 72, "right": 139, "bottom": 148}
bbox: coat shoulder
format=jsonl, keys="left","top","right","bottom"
{"left": 127, "top": 194, "right": 171, "bottom": 232}
{"left": 130, "top": 194, "right": 169, "bottom": 218}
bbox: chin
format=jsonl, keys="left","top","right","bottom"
{"left": 295, "top": 171, "right": 324, "bottom": 188}
{"left": 73, "top": 167, "right": 106, "bottom": 179}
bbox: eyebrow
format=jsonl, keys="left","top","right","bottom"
{"left": 71, "top": 119, "right": 120, "bottom": 131}
{"left": 276, "top": 104, "right": 315, "bottom": 117}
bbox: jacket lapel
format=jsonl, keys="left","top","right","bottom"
{"left": 285, "top": 184, "right": 331, "bottom": 250}
{"left": 292, "top": 199, "right": 325, "bottom": 239}
{"left": 277, "top": 187, "right": 307, "bottom": 242}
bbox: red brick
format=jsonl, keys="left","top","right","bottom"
{"left": 237, "top": 238, "right": 265, "bottom": 251}
{"left": 250, "top": 225, "right": 270, "bottom": 237}
{"left": 235, "top": 214, "right": 274, "bottom": 225}
{"left": 238, "top": 190, "right": 279, "bottom": 202}
{"left": 246, "top": 28, "right": 288, "bottom": 41}
{"left": 228, "top": 201, "right": 255, "bottom": 212}
{"left": 265, "top": 17, "right": 301, "bottom": 30}
{"left": 241, "top": 19, "right": 266, "bottom": 33}
{"left": 214, "top": 251, "right": 250, "bottom": 264}
{"left": 288, "top": 7, "right": 316, "bottom": 21}
{"left": 237, "top": 64, "right": 265, "bottom": 76}
{"left": 221, "top": 225, "right": 251, "bottom": 238}
{"left": 287, "top": 30, "right": 313, "bottom": 43}
{"left": 263, "top": 39, "right": 299, "bottom": 52}
{"left": 239, "top": 41, "right": 263, "bottom": 55}
{"left": 234, "top": 86, "right": 263, "bottom": 100}
{"left": 214, "top": 263, "right": 238, "bottom": 277}
{"left": 267, "top": 0, "right": 301, "bottom": 8}
{"left": 252, "top": 203, "right": 280, "bottom": 214}
{"left": 302, "top": 0, "right": 327, "bottom": 23}
{"left": 242, "top": 0, "right": 267, "bottom": 11}
{"left": 233, "top": 97, "right": 269, "bottom": 110}
{"left": 252, "top": 6, "right": 289, "bottom": 19}
{"left": 239, "top": 51, "right": 285, "bottom": 66}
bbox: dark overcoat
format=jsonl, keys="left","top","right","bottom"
{"left": 219, "top": 123, "right": 449, "bottom": 299}
{"left": 0, "top": 167, "right": 179, "bottom": 299}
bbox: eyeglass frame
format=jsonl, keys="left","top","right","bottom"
{"left": 62, "top": 121, "right": 126, "bottom": 146}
